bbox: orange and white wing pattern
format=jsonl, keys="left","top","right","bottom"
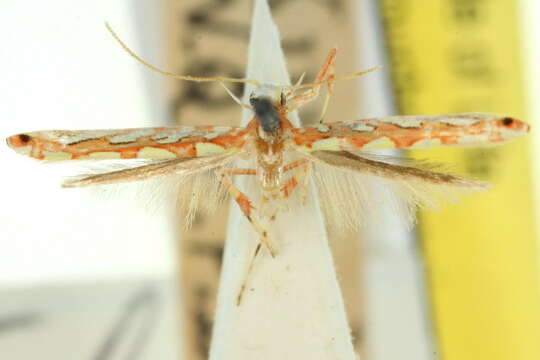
{"left": 292, "top": 113, "right": 529, "bottom": 229}
{"left": 6, "top": 125, "right": 248, "bottom": 160}
{"left": 292, "top": 113, "right": 529, "bottom": 152}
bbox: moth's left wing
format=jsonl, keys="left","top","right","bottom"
{"left": 292, "top": 113, "right": 528, "bottom": 152}
{"left": 6, "top": 125, "right": 248, "bottom": 160}
{"left": 62, "top": 152, "right": 238, "bottom": 188}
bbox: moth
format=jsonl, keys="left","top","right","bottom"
{"left": 6, "top": 25, "right": 530, "bottom": 302}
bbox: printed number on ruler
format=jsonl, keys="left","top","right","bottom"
{"left": 6, "top": 24, "right": 530, "bottom": 304}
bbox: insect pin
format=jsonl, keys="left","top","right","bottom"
{"left": 6, "top": 24, "right": 530, "bottom": 304}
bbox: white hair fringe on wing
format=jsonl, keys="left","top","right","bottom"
{"left": 312, "top": 155, "right": 488, "bottom": 231}
{"left": 59, "top": 159, "right": 230, "bottom": 228}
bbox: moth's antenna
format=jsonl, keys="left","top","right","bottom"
{"left": 219, "top": 82, "right": 252, "bottom": 110}
{"left": 281, "top": 73, "right": 306, "bottom": 98}
{"left": 293, "top": 72, "right": 306, "bottom": 87}
{"left": 293, "top": 65, "right": 381, "bottom": 91}
{"left": 105, "top": 22, "right": 260, "bottom": 86}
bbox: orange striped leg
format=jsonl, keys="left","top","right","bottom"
{"left": 256, "top": 160, "right": 312, "bottom": 218}
{"left": 283, "top": 159, "right": 310, "bottom": 173}
{"left": 319, "top": 66, "right": 335, "bottom": 123}
{"left": 220, "top": 168, "right": 257, "bottom": 176}
{"left": 291, "top": 48, "right": 337, "bottom": 110}
{"left": 315, "top": 48, "right": 336, "bottom": 122}
{"left": 217, "top": 170, "right": 278, "bottom": 257}
{"left": 281, "top": 162, "right": 312, "bottom": 204}
{"left": 259, "top": 161, "right": 313, "bottom": 222}
{"left": 218, "top": 168, "right": 274, "bottom": 305}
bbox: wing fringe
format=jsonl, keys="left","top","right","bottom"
{"left": 62, "top": 153, "right": 237, "bottom": 188}
{"left": 304, "top": 150, "right": 489, "bottom": 229}
{"left": 61, "top": 152, "right": 240, "bottom": 228}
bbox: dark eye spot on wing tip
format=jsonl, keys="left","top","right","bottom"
{"left": 19, "top": 134, "right": 31, "bottom": 143}
{"left": 7, "top": 133, "right": 31, "bottom": 147}
{"left": 502, "top": 117, "right": 514, "bottom": 126}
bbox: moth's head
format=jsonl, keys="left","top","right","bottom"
{"left": 249, "top": 84, "right": 286, "bottom": 134}
{"left": 249, "top": 83, "right": 287, "bottom": 109}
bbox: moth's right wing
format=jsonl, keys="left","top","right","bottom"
{"left": 288, "top": 113, "right": 528, "bottom": 228}
{"left": 301, "top": 150, "right": 488, "bottom": 229}
{"left": 291, "top": 113, "right": 528, "bottom": 152}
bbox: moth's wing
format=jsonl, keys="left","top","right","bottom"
{"left": 303, "top": 150, "right": 488, "bottom": 229}
{"left": 7, "top": 124, "right": 250, "bottom": 227}
{"left": 6, "top": 125, "right": 248, "bottom": 160}
{"left": 291, "top": 113, "right": 528, "bottom": 152}
{"left": 61, "top": 151, "right": 241, "bottom": 228}
{"left": 63, "top": 152, "right": 237, "bottom": 187}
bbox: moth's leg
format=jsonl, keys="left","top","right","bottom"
{"left": 316, "top": 51, "right": 336, "bottom": 123}
{"left": 282, "top": 160, "right": 311, "bottom": 196}
{"left": 217, "top": 170, "right": 278, "bottom": 257}
{"left": 236, "top": 242, "right": 262, "bottom": 306}
{"left": 218, "top": 168, "right": 274, "bottom": 304}
{"left": 290, "top": 48, "right": 337, "bottom": 113}
{"left": 282, "top": 159, "right": 308, "bottom": 173}
{"left": 251, "top": 160, "right": 311, "bottom": 219}
{"left": 259, "top": 160, "right": 313, "bottom": 221}
{"left": 219, "top": 168, "right": 257, "bottom": 176}
{"left": 282, "top": 162, "right": 313, "bottom": 205}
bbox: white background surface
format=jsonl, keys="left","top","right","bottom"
{"left": 0, "top": 1, "right": 181, "bottom": 359}
{"left": 0, "top": 1, "right": 177, "bottom": 287}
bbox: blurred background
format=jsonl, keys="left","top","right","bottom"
{"left": 0, "top": 0, "right": 538, "bottom": 359}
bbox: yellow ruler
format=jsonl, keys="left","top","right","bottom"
{"left": 379, "top": 1, "right": 540, "bottom": 359}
